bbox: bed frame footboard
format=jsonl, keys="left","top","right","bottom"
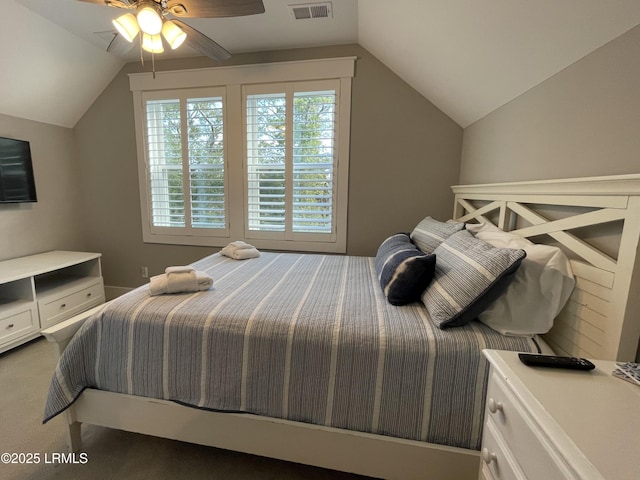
{"left": 67, "top": 389, "right": 480, "bottom": 479}
{"left": 41, "top": 305, "right": 104, "bottom": 453}
{"left": 41, "top": 305, "right": 103, "bottom": 357}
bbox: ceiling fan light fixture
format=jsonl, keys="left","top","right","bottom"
{"left": 112, "top": 13, "right": 139, "bottom": 42}
{"left": 162, "top": 20, "right": 187, "bottom": 49}
{"left": 137, "top": 5, "right": 163, "bottom": 35}
{"left": 142, "top": 33, "right": 164, "bottom": 54}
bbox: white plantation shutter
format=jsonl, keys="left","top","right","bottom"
{"left": 143, "top": 89, "right": 227, "bottom": 237}
{"left": 146, "top": 99, "right": 184, "bottom": 227}
{"left": 293, "top": 90, "right": 335, "bottom": 233}
{"left": 187, "top": 97, "right": 225, "bottom": 229}
{"left": 244, "top": 82, "right": 338, "bottom": 241}
{"left": 246, "top": 93, "right": 287, "bottom": 232}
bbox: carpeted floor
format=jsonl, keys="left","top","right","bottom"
{"left": 0, "top": 338, "right": 371, "bottom": 480}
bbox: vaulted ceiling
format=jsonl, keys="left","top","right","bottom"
{"left": 4, "top": 0, "right": 640, "bottom": 128}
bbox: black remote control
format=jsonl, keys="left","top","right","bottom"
{"left": 518, "top": 353, "right": 595, "bottom": 371}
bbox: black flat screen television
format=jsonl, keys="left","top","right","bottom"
{"left": 0, "top": 136, "right": 37, "bottom": 203}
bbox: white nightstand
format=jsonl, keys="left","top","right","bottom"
{"left": 480, "top": 349, "right": 640, "bottom": 480}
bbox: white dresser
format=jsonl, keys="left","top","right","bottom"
{"left": 0, "top": 251, "right": 104, "bottom": 353}
{"left": 481, "top": 349, "right": 640, "bottom": 480}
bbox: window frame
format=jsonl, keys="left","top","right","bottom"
{"left": 130, "top": 57, "right": 354, "bottom": 252}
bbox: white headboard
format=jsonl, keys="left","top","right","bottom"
{"left": 451, "top": 174, "right": 640, "bottom": 362}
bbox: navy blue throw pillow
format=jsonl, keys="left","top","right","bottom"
{"left": 375, "top": 233, "right": 437, "bottom": 306}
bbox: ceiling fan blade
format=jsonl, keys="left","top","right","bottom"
{"left": 167, "top": 0, "right": 265, "bottom": 18}
{"left": 76, "top": 0, "right": 134, "bottom": 7}
{"left": 107, "top": 32, "right": 135, "bottom": 55}
{"left": 172, "top": 20, "right": 231, "bottom": 62}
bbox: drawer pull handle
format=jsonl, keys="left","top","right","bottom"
{"left": 482, "top": 448, "right": 497, "bottom": 465}
{"left": 6, "top": 324, "right": 14, "bottom": 329}
{"left": 87, "top": 293, "right": 92, "bottom": 297}
{"left": 60, "top": 303, "right": 67, "bottom": 308}
{"left": 488, "top": 398, "right": 503, "bottom": 414}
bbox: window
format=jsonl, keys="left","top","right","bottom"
{"left": 131, "top": 58, "right": 354, "bottom": 252}
{"left": 245, "top": 82, "right": 338, "bottom": 243}
{"left": 144, "top": 91, "right": 226, "bottom": 236}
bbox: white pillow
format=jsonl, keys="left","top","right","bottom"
{"left": 465, "top": 222, "right": 575, "bottom": 336}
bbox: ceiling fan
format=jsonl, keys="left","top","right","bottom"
{"left": 77, "top": 0, "right": 265, "bottom": 62}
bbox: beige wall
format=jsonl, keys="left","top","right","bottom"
{"left": 460, "top": 25, "right": 640, "bottom": 184}
{"left": 74, "top": 44, "right": 462, "bottom": 289}
{"left": 0, "top": 113, "right": 85, "bottom": 261}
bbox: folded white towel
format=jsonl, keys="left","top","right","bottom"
{"left": 230, "top": 247, "right": 260, "bottom": 260}
{"left": 166, "top": 270, "right": 197, "bottom": 293}
{"left": 149, "top": 270, "right": 213, "bottom": 296}
{"left": 165, "top": 265, "right": 195, "bottom": 274}
{"left": 228, "top": 240, "right": 255, "bottom": 250}
{"left": 220, "top": 241, "right": 260, "bottom": 260}
{"left": 194, "top": 271, "right": 214, "bottom": 290}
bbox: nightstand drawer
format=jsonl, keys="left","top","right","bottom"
{"left": 479, "top": 462, "right": 495, "bottom": 480}
{"left": 480, "top": 419, "right": 524, "bottom": 480}
{"left": 485, "top": 371, "right": 570, "bottom": 480}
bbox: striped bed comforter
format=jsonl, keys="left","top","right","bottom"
{"left": 44, "top": 252, "right": 538, "bottom": 450}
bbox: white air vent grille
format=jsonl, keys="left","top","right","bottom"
{"left": 289, "top": 2, "right": 332, "bottom": 20}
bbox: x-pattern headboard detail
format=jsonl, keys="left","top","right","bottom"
{"left": 451, "top": 174, "right": 640, "bottom": 362}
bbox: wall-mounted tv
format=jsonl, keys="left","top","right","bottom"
{"left": 0, "top": 136, "right": 37, "bottom": 203}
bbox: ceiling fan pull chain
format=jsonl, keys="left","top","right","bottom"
{"left": 152, "top": 51, "right": 156, "bottom": 79}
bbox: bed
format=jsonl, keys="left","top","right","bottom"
{"left": 42, "top": 174, "right": 640, "bottom": 480}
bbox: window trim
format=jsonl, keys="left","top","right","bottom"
{"left": 130, "top": 57, "right": 354, "bottom": 252}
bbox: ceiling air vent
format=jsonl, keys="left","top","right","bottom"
{"left": 289, "top": 2, "right": 333, "bottom": 20}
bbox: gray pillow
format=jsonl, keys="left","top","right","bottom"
{"left": 375, "top": 233, "right": 437, "bottom": 305}
{"left": 421, "top": 230, "right": 526, "bottom": 328}
{"left": 410, "top": 216, "right": 465, "bottom": 254}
